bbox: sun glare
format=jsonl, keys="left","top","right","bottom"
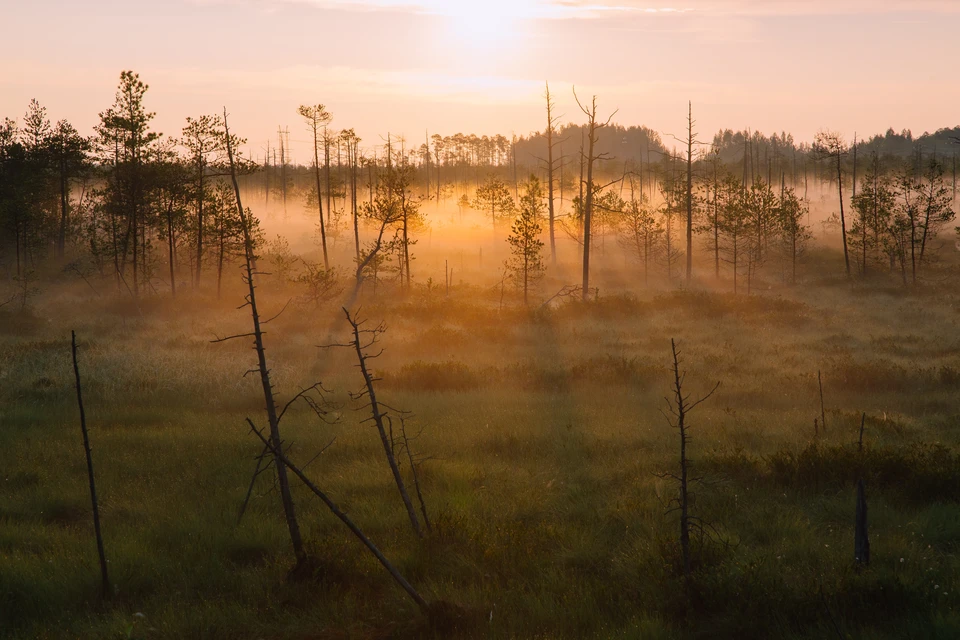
{"left": 440, "top": 0, "right": 539, "bottom": 51}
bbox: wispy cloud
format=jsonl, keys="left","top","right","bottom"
{"left": 193, "top": 0, "right": 696, "bottom": 19}
{"left": 235, "top": 0, "right": 960, "bottom": 16}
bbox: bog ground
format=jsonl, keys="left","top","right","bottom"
{"left": 2, "top": 258, "right": 959, "bottom": 639}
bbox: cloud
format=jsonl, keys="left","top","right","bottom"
{"left": 192, "top": 0, "right": 696, "bottom": 19}
{"left": 250, "top": 0, "right": 960, "bottom": 16}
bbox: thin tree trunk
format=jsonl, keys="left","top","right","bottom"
{"left": 224, "top": 109, "right": 306, "bottom": 566}
{"left": 313, "top": 123, "right": 329, "bottom": 270}
{"left": 837, "top": 152, "right": 850, "bottom": 276}
{"left": 196, "top": 164, "right": 204, "bottom": 286}
{"left": 344, "top": 309, "right": 423, "bottom": 538}
{"left": 58, "top": 154, "right": 68, "bottom": 258}
{"left": 71, "top": 331, "right": 110, "bottom": 599}
{"left": 685, "top": 101, "right": 693, "bottom": 284}
{"left": 545, "top": 83, "right": 557, "bottom": 265}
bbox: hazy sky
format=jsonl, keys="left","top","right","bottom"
{"left": 2, "top": 0, "right": 958, "bottom": 160}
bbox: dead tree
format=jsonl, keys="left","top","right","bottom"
{"left": 573, "top": 88, "right": 617, "bottom": 301}
{"left": 661, "top": 338, "right": 720, "bottom": 582}
{"left": 395, "top": 414, "right": 432, "bottom": 533}
{"left": 219, "top": 108, "right": 306, "bottom": 566}
{"left": 247, "top": 420, "right": 428, "bottom": 612}
{"left": 237, "top": 383, "right": 337, "bottom": 526}
{"left": 339, "top": 309, "right": 424, "bottom": 538}
{"left": 71, "top": 330, "right": 110, "bottom": 599}
{"left": 544, "top": 82, "right": 562, "bottom": 265}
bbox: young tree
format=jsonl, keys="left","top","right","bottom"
{"left": 474, "top": 174, "right": 515, "bottom": 238}
{"left": 850, "top": 156, "right": 895, "bottom": 275}
{"left": 914, "top": 157, "right": 956, "bottom": 274}
{"left": 95, "top": 71, "right": 162, "bottom": 296}
{"left": 182, "top": 113, "right": 227, "bottom": 287}
{"left": 505, "top": 176, "right": 546, "bottom": 305}
{"left": 49, "top": 119, "right": 90, "bottom": 258}
{"left": 153, "top": 154, "right": 191, "bottom": 296}
{"left": 11, "top": 102, "right": 54, "bottom": 273}
{"left": 618, "top": 191, "right": 662, "bottom": 286}
{"left": 698, "top": 149, "right": 723, "bottom": 279}
{"left": 430, "top": 133, "right": 445, "bottom": 203}
{"left": 209, "top": 181, "right": 257, "bottom": 298}
{"left": 717, "top": 175, "right": 749, "bottom": 293}
{"left": 351, "top": 167, "right": 406, "bottom": 302}
{"left": 743, "top": 178, "right": 778, "bottom": 292}
{"left": 658, "top": 168, "right": 686, "bottom": 283}
{"left": 774, "top": 187, "right": 811, "bottom": 284}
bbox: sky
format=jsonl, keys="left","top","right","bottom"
{"left": 2, "top": 0, "right": 958, "bottom": 161}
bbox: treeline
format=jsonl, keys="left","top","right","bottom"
{"left": 1, "top": 71, "right": 958, "bottom": 304}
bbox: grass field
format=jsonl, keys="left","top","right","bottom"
{"left": 2, "top": 246, "right": 959, "bottom": 639}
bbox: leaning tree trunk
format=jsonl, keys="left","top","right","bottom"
{"left": 224, "top": 109, "right": 306, "bottom": 566}
{"left": 344, "top": 309, "right": 423, "bottom": 539}
{"left": 71, "top": 331, "right": 110, "bottom": 598}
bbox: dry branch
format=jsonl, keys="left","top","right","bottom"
{"left": 247, "top": 419, "right": 429, "bottom": 611}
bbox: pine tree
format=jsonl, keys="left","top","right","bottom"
{"left": 505, "top": 176, "right": 546, "bottom": 305}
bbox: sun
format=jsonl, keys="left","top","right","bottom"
{"left": 436, "top": 0, "right": 542, "bottom": 52}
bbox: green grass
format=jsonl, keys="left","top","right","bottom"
{"left": 1, "top": 265, "right": 959, "bottom": 638}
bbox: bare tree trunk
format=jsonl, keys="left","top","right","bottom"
{"left": 512, "top": 135, "right": 518, "bottom": 199}
{"left": 575, "top": 91, "right": 615, "bottom": 301}
{"left": 224, "top": 109, "right": 306, "bottom": 566}
{"left": 312, "top": 124, "right": 329, "bottom": 270}
{"left": 545, "top": 82, "right": 558, "bottom": 265}
{"left": 344, "top": 309, "right": 424, "bottom": 538}
{"left": 818, "top": 369, "right": 827, "bottom": 434}
{"left": 685, "top": 102, "right": 694, "bottom": 285}
{"left": 352, "top": 139, "right": 360, "bottom": 265}
{"left": 166, "top": 201, "right": 176, "bottom": 298}
{"left": 837, "top": 151, "right": 850, "bottom": 276}
{"left": 58, "top": 154, "right": 68, "bottom": 258}
{"left": 195, "top": 164, "right": 205, "bottom": 286}
{"left": 582, "top": 119, "right": 595, "bottom": 300}
{"left": 324, "top": 128, "right": 332, "bottom": 225}
{"left": 71, "top": 331, "right": 110, "bottom": 599}
{"left": 669, "top": 339, "right": 692, "bottom": 581}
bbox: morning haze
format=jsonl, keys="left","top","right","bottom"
{"left": 1, "top": 0, "right": 959, "bottom": 638}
